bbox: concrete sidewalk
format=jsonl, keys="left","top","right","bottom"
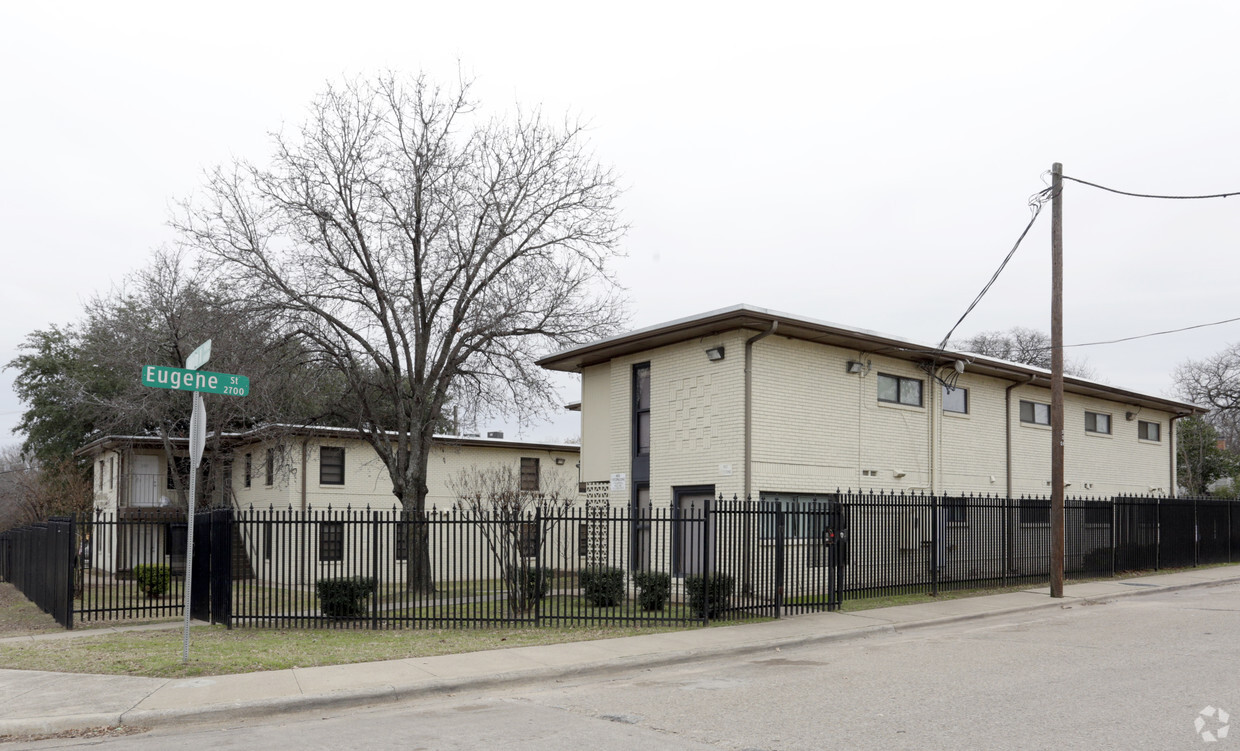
{"left": 3, "top": 565, "right": 1239, "bottom": 738}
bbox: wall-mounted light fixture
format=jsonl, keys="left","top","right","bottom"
{"left": 555, "top": 457, "right": 566, "bottom": 465}
{"left": 705, "top": 346, "right": 725, "bottom": 362}
{"left": 893, "top": 470, "right": 907, "bottom": 479}
{"left": 846, "top": 360, "right": 864, "bottom": 374}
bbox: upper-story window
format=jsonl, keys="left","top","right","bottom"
{"left": 634, "top": 364, "right": 651, "bottom": 456}
{"left": 320, "top": 447, "right": 345, "bottom": 485}
{"left": 244, "top": 453, "right": 252, "bottom": 488}
{"left": 878, "top": 374, "right": 923, "bottom": 407}
{"left": 1138, "top": 420, "right": 1161, "bottom": 442}
{"left": 265, "top": 448, "right": 274, "bottom": 486}
{"left": 1085, "top": 411, "right": 1111, "bottom": 435}
{"left": 1019, "top": 400, "right": 1050, "bottom": 425}
{"left": 942, "top": 385, "right": 968, "bottom": 414}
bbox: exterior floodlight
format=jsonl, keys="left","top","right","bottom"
{"left": 706, "top": 346, "right": 725, "bottom": 362}
{"left": 846, "top": 361, "right": 864, "bottom": 374}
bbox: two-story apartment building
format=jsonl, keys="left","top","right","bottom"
{"left": 538, "top": 304, "right": 1204, "bottom": 517}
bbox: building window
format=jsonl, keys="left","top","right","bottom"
{"left": 1083, "top": 503, "right": 1111, "bottom": 526}
{"left": 244, "top": 453, "right": 252, "bottom": 488}
{"left": 878, "top": 374, "right": 923, "bottom": 407}
{"left": 518, "top": 522, "right": 540, "bottom": 557}
{"left": 109, "top": 457, "right": 114, "bottom": 490}
{"left": 943, "top": 497, "right": 967, "bottom": 523}
{"left": 319, "top": 522, "right": 344, "bottom": 562}
{"left": 519, "top": 457, "right": 540, "bottom": 491}
{"left": 98, "top": 460, "right": 105, "bottom": 491}
{"left": 1019, "top": 400, "right": 1050, "bottom": 425}
{"left": 320, "top": 447, "right": 345, "bottom": 485}
{"left": 633, "top": 364, "right": 651, "bottom": 456}
{"left": 395, "top": 519, "right": 409, "bottom": 561}
{"left": 942, "top": 385, "right": 968, "bottom": 414}
{"left": 262, "top": 521, "right": 272, "bottom": 561}
{"left": 1019, "top": 497, "right": 1050, "bottom": 524}
{"left": 578, "top": 522, "right": 589, "bottom": 558}
{"left": 1139, "top": 421, "right": 1161, "bottom": 442}
{"left": 1085, "top": 412, "right": 1111, "bottom": 435}
{"left": 265, "top": 448, "right": 274, "bottom": 486}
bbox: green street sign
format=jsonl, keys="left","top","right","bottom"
{"left": 141, "top": 365, "right": 249, "bottom": 396}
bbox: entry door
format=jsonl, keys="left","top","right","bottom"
{"left": 674, "top": 487, "right": 715, "bottom": 576}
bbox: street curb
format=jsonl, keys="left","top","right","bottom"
{"left": 5, "top": 572, "right": 1240, "bottom": 738}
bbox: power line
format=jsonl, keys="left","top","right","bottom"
{"left": 1061, "top": 315, "right": 1240, "bottom": 350}
{"left": 936, "top": 185, "right": 1054, "bottom": 351}
{"left": 1061, "top": 175, "right": 1240, "bottom": 200}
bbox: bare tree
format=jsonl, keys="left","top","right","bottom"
{"left": 0, "top": 447, "right": 93, "bottom": 530}
{"left": 954, "top": 326, "right": 1095, "bottom": 378}
{"left": 177, "top": 74, "right": 626, "bottom": 592}
{"left": 448, "top": 463, "right": 575, "bottom": 618}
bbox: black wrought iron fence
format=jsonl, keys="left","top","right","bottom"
{"left": 2, "top": 493, "right": 1236, "bottom": 630}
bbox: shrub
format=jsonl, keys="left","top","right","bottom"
{"left": 133, "top": 564, "right": 171, "bottom": 598}
{"left": 633, "top": 571, "right": 670, "bottom": 612}
{"left": 579, "top": 566, "right": 626, "bottom": 607}
{"left": 684, "top": 573, "right": 735, "bottom": 619}
{"left": 515, "top": 565, "right": 552, "bottom": 604}
{"left": 315, "top": 576, "right": 377, "bottom": 618}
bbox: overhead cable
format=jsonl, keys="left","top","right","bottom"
{"left": 1061, "top": 175, "right": 1240, "bottom": 200}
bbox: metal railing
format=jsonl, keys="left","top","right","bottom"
{"left": 3, "top": 493, "right": 1237, "bottom": 630}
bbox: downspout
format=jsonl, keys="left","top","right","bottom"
{"left": 1005, "top": 374, "right": 1037, "bottom": 574}
{"left": 1005, "top": 374, "right": 1038, "bottom": 500}
{"left": 742, "top": 320, "right": 777, "bottom": 600}
{"left": 744, "top": 321, "right": 778, "bottom": 500}
{"left": 1169, "top": 412, "right": 1190, "bottom": 498}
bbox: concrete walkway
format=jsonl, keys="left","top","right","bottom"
{"left": 2, "top": 565, "right": 1239, "bottom": 738}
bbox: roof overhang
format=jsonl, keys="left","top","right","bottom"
{"left": 536, "top": 303, "right": 1205, "bottom": 417}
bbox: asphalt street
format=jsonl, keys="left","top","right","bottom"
{"left": 12, "top": 582, "right": 1240, "bottom": 750}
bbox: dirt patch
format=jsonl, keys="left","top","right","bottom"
{"left": 0, "top": 583, "right": 62, "bottom": 636}
{"left": 0, "top": 724, "right": 148, "bottom": 744}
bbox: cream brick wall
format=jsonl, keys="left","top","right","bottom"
{"left": 582, "top": 327, "right": 1180, "bottom": 509}
{"left": 580, "top": 362, "right": 613, "bottom": 483}
{"left": 228, "top": 436, "right": 580, "bottom": 512}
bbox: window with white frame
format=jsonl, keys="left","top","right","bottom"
{"left": 1139, "top": 421, "right": 1161, "bottom": 441}
{"left": 942, "top": 385, "right": 968, "bottom": 414}
{"left": 1085, "top": 411, "right": 1111, "bottom": 435}
{"left": 878, "top": 374, "right": 923, "bottom": 407}
{"left": 1019, "top": 400, "right": 1050, "bottom": 425}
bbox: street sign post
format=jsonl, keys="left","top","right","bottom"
{"left": 139, "top": 343, "right": 247, "bottom": 664}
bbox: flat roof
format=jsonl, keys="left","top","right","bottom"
{"left": 536, "top": 303, "right": 1204, "bottom": 416}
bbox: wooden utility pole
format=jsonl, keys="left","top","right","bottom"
{"left": 1050, "top": 163, "right": 1065, "bottom": 598}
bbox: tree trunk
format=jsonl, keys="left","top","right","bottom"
{"left": 405, "top": 507, "right": 434, "bottom": 594}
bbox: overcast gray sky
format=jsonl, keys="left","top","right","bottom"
{"left": 3, "top": 1, "right": 1239, "bottom": 451}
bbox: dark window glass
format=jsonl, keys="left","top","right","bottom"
{"left": 262, "top": 521, "right": 272, "bottom": 561}
{"left": 942, "top": 385, "right": 968, "bottom": 414}
{"left": 244, "top": 453, "right": 252, "bottom": 488}
{"left": 877, "top": 374, "right": 923, "bottom": 407}
{"left": 1139, "top": 421, "right": 1161, "bottom": 441}
{"left": 1019, "top": 497, "right": 1050, "bottom": 524}
{"left": 395, "top": 518, "right": 409, "bottom": 561}
{"left": 944, "top": 497, "right": 968, "bottom": 523}
{"left": 518, "top": 522, "right": 539, "bottom": 557}
{"left": 520, "top": 457, "right": 540, "bottom": 491}
{"left": 265, "top": 448, "right": 274, "bottom": 486}
{"left": 319, "top": 522, "right": 344, "bottom": 562}
{"left": 166, "top": 523, "right": 188, "bottom": 556}
{"left": 320, "top": 447, "right": 345, "bottom": 485}
{"left": 578, "top": 522, "right": 589, "bottom": 558}
{"left": 1085, "top": 412, "right": 1111, "bottom": 434}
{"left": 1019, "top": 400, "right": 1050, "bottom": 425}
{"left": 1084, "top": 503, "right": 1111, "bottom": 526}
{"left": 634, "top": 364, "right": 651, "bottom": 456}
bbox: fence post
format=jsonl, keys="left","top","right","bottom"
{"left": 534, "top": 507, "right": 543, "bottom": 628}
{"left": 1194, "top": 497, "right": 1200, "bottom": 568}
{"left": 1109, "top": 498, "right": 1116, "bottom": 578}
{"left": 65, "top": 516, "right": 75, "bottom": 630}
{"left": 1155, "top": 497, "right": 1161, "bottom": 571}
{"left": 701, "top": 499, "right": 711, "bottom": 626}
{"left": 371, "top": 511, "right": 380, "bottom": 631}
{"left": 930, "top": 495, "right": 939, "bottom": 597}
{"left": 773, "top": 501, "right": 784, "bottom": 619}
